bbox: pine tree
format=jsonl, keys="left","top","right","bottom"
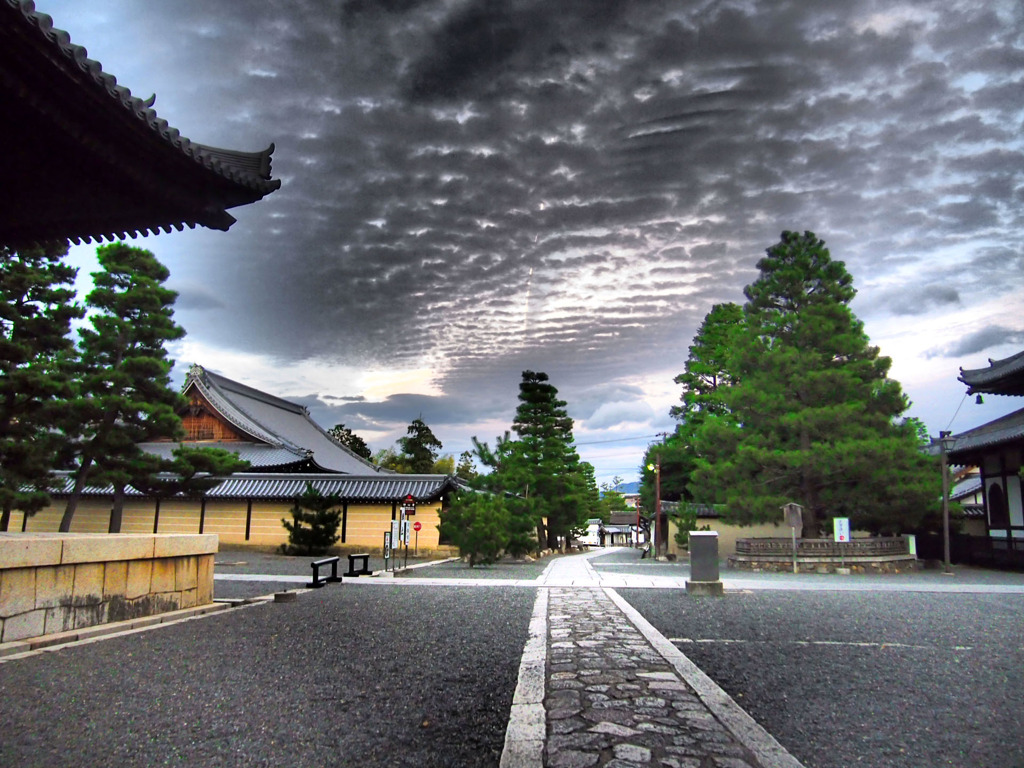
{"left": 0, "top": 243, "right": 83, "bottom": 529}
{"left": 693, "top": 231, "right": 938, "bottom": 536}
{"left": 399, "top": 418, "right": 442, "bottom": 473}
{"left": 328, "top": 423, "right": 372, "bottom": 459}
{"left": 510, "top": 371, "right": 588, "bottom": 549}
{"left": 281, "top": 484, "right": 342, "bottom": 555}
{"left": 670, "top": 302, "right": 744, "bottom": 423}
{"left": 438, "top": 491, "right": 509, "bottom": 566}
{"left": 59, "top": 244, "right": 186, "bottom": 532}
{"left": 642, "top": 302, "right": 743, "bottom": 513}
{"left": 455, "top": 450, "right": 477, "bottom": 481}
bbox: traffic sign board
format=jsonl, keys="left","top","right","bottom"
{"left": 413, "top": 521, "right": 422, "bottom": 532}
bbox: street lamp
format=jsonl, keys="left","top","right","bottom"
{"left": 938, "top": 430, "right": 956, "bottom": 575}
{"left": 646, "top": 457, "right": 661, "bottom": 560}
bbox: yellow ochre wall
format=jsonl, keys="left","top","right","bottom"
{"left": 666, "top": 518, "right": 791, "bottom": 557}
{"left": 16, "top": 498, "right": 445, "bottom": 552}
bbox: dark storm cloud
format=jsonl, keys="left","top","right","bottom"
{"left": 863, "top": 284, "right": 961, "bottom": 317}
{"left": 927, "top": 326, "right": 1024, "bottom": 359}
{"left": 41, "top": 0, "right": 1024, "bottom": 448}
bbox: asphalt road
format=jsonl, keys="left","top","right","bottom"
{"left": 0, "top": 585, "right": 535, "bottom": 768}
{"left": 622, "top": 588, "right": 1024, "bottom": 768}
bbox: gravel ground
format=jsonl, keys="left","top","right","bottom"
{"left": 0, "top": 585, "right": 535, "bottom": 768}
{"left": 215, "top": 548, "right": 398, "bottom": 576}
{"left": 622, "top": 589, "right": 1024, "bottom": 768}
{"left": 394, "top": 554, "right": 561, "bottom": 580}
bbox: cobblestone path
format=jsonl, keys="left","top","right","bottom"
{"left": 544, "top": 588, "right": 764, "bottom": 768}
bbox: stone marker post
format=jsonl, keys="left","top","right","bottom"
{"left": 686, "top": 530, "right": 723, "bottom": 596}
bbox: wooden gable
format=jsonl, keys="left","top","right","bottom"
{"left": 167, "top": 389, "right": 250, "bottom": 443}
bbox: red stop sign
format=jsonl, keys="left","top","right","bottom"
{"left": 413, "top": 521, "right": 422, "bottom": 532}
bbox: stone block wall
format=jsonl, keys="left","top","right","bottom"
{"left": 0, "top": 533, "right": 217, "bottom": 643}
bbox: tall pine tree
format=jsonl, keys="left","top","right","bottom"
{"left": 510, "top": 371, "right": 588, "bottom": 549}
{"left": 60, "top": 244, "right": 186, "bottom": 532}
{"left": 692, "top": 231, "right": 937, "bottom": 536}
{"left": 0, "top": 243, "right": 83, "bottom": 529}
{"left": 643, "top": 302, "right": 744, "bottom": 512}
{"left": 398, "top": 418, "right": 443, "bottom": 473}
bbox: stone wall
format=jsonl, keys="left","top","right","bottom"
{"left": 0, "top": 533, "right": 217, "bottom": 643}
{"left": 728, "top": 536, "right": 920, "bottom": 573}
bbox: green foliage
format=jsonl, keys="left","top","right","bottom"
{"left": 438, "top": 491, "right": 509, "bottom": 566}
{"left": 280, "top": 484, "right": 343, "bottom": 555}
{"left": 0, "top": 242, "right": 83, "bottom": 528}
{"left": 60, "top": 244, "right": 186, "bottom": 532}
{"left": 692, "top": 231, "right": 940, "bottom": 536}
{"left": 455, "top": 450, "right": 477, "bottom": 481}
{"left": 670, "top": 303, "right": 744, "bottom": 423}
{"left": 398, "top": 418, "right": 442, "bottom": 473}
{"left": 328, "top": 423, "right": 372, "bottom": 459}
{"left": 669, "top": 504, "right": 713, "bottom": 548}
{"left": 471, "top": 431, "right": 541, "bottom": 555}
{"left": 135, "top": 446, "right": 251, "bottom": 498}
{"left": 509, "top": 371, "right": 589, "bottom": 548}
{"left": 645, "top": 303, "right": 744, "bottom": 517}
{"left": 432, "top": 454, "right": 455, "bottom": 475}
{"left": 597, "top": 482, "right": 630, "bottom": 521}
{"left": 641, "top": 430, "right": 696, "bottom": 511}
{"left": 372, "top": 446, "right": 404, "bottom": 471}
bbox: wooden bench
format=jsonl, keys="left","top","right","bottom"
{"left": 308, "top": 556, "right": 343, "bottom": 588}
{"left": 344, "top": 553, "right": 373, "bottom": 577}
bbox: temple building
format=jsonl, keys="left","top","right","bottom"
{"left": 946, "top": 351, "right": 1024, "bottom": 565}
{"left": 13, "top": 366, "right": 459, "bottom": 552}
{"left": 1, "top": 0, "right": 280, "bottom": 247}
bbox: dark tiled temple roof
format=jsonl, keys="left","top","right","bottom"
{"left": 1, "top": 0, "right": 280, "bottom": 246}
{"left": 47, "top": 472, "right": 458, "bottom": 503}
{"left": 959, "top": 350, "right": 1024, "bottom": 397}
{"left": 178, "top": 365, "right": 387, "bottom": 475}
{"left": 947, "top": 406, "right": 1024, "bottom": 464}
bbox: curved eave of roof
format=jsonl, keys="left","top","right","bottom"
{"left": 947, "top": 407, "right": 1024, "bottom": 463}
{"left": 206, "top": 474, "right": 459, "bottom": 502}
{"left": 958, "top": 350, "right": 1024, "bottom": 395}
{"left": 185, "top": 374, "right": 307, "bottom": 455}
{"left": 8, "top": 2, "right": 280, "bottom": 193}
{"left": 950, "top": 477, "right": 982, "bottom": 503}
{"left": 190, "top": 365, "right": 385, "bottom": 475}
{"left": 3, "top": 0, "right": 280, "bottom": 245}
{"left": 50, "top": 473, "right": 460, "bottom": 503}
{"left": 138, "top": 442, "right": 314, "bottom": 471}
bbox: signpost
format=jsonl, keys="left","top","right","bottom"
{"left": 834, "top": 517, "right": 850, "bottom": 571}
{"left": 413, "top": 520, "right": 422, "bottom": 556}
{"left": 833, "top": 517, "right": 850, "bottom": 543}
{"left": 782, "top": 502, "right": 803, "bottom": 574}
{"left": 400, "top": 495, "right": 416, "bottom": 568}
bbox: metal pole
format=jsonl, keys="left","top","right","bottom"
{"left": 941, "top": 431, "right": 952, "bottom": 575}
{"left": 792, "top": 526, "right": 797, "bottom": 574}
{"left": 654, "top": 455, "right": 661, "bottom": 561}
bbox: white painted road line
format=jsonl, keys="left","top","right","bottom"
{"left": 500, "top": 587, "right": 548, "bottom": 768}
{"left": 605, "top": 587, "right": 808, "bottom": 768}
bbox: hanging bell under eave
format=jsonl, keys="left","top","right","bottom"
{"left": 976, "top": 394, "right": 984, "bottom": 404}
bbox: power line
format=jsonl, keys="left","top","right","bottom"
{"left": 574, "top": 433, "right": 663, "bottom": 446}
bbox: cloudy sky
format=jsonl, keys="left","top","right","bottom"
{"left": 41, "top": 0, "right": 1024, "bottom": 483}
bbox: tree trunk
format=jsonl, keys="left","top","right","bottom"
{"left": 799, "top": 426, "right": 820, "bottom": 538}
{"left": 0, "top": 501, "right": 10, "bottom": 532}
{"left": 59, "top": 455, "right": 94, "bottom": 532}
